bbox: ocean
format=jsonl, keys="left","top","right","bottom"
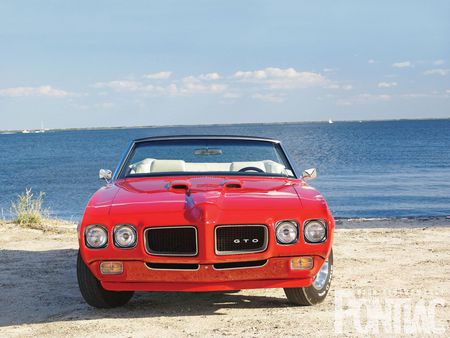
{"left": 1, "top": 119, "right": 449, "bottom": 220}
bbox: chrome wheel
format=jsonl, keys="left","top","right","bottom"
{"left": 312, "top": 258, "right": 329, "bottom": 290}
{"left": 284, "top": 249, "right": 333, "bottom": 305}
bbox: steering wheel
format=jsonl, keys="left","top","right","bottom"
{"left": 238, "top": 166, "right": 264, "bottom": 173}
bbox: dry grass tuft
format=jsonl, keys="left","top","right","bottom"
{"left": 11, "top": 188, "right": 48, "bottom": 227}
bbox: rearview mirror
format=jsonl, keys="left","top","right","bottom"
{"left": 302, "top": 168, "right": 317, "bottom": 180}
{"left": 99, "top": 169, "right": 112, "bottom": 182}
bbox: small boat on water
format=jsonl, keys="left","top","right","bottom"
{"left": 328, "top": 119, "right": 334, "bottom": 124}
{"left": 34, "top": 121, "right": 46, "bottom": 133}
{"left": 22, "top": 129, "right": 30, "bottom": 134}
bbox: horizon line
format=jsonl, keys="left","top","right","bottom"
{"left": 2, "top": 116, "right": 450, "bottom": 133}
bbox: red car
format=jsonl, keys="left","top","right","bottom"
{"left": 77, "top": 135, "right": 334, "bottom": 308}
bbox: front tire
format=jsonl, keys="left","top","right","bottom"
{"left": 77, "top": 251, "right": 134, "bottom": 308}
{"left": 284, "top": 249, "right": 333, "bottom": 306}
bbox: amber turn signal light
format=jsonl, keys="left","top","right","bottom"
{"left": 100, "top": 261, "right": 123, "bottom": 275}
{"left": 291, "top": 256, "right": 313, "bottom": 270}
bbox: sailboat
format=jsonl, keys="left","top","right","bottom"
{"left": 34, "top": 121, "right": 46, "bottom": 133}
{"left": 328, "top": 119, "right": 334, "bottom": 124}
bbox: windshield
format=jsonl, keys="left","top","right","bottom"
{"left": 119, "top": 139, "right": 295, "bottom": 178}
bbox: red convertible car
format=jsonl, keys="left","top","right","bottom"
{"left": 77, "top": 135, "right": 334, "bottom": 308}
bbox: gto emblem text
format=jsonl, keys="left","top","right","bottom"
{"left": 233, "top": 238, "right": 259, "bottom": 244}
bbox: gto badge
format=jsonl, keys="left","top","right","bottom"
{"left": 233, "top": 238, "right": 259, "bottom": 244}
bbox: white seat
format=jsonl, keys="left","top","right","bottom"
{"left": 185, "top": 162, "right": 231, "bottom": 172}
{"left": 150, "top": 160, "right": 186, "bottom": 173}
{"left": 230, "top": 161, "right": 266, "bottom": 172}
{"left": 129, "top": 158, "right": 154, "bottom": 174}
{"left": 263, "top": 160, "right": 286, "bottom": 174}
{"left": 129, "top": 158, "right": 286, "bottom": 175}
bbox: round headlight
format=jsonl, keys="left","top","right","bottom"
{"left": 276, "top": 221, "right": 298, "bottom": 244}
{"left": 85, "top": 225, "right": 108, "bottom": 248}
{"left": 304, "top": 220, "right": 327, "bottom": 243}
{"left": 114, "top": 225, "right": 137, "bottom": 248}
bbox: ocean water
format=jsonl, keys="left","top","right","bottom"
{"left": 1, "top": 119, "right": 449, "bottom": 220}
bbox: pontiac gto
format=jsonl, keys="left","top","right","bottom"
{"left": 77, "top": 135, "right": 334, "bottom": 308}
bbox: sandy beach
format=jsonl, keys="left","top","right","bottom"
{"left": 1, "top": 218, "right": 449, "bottom": 337}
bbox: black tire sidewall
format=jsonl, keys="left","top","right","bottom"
{"left": 77, "top": 251, "right": 134, "bottom": 308}
{"left": 303, "top": 249, "right": 333, "bottom": 305}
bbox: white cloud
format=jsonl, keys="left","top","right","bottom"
{"left": 327, "top": 84, "right": 352, "bottom": 90}
{"left": 251, "top": 93, "right": 285, "bottom": 103}
{"left": 95, "top": 102, "right": 115, "bottom": 109}
{"left": 392, "top": 61, "right": 413, "bottom": 68}
{"left": 198, "top": 72, "right": 220, "bottom": 80}
{"left": 359, "top": 94, "right": 391, "bottom": 101}
{"left": 434, "top": 59, "right": 445, "bottom": 66}
{"left": 180, "top": 82, "right": 227, "bottom": 95}
{"left": 143, "top": 71, "right": 172, "bottom": 80}
{"left": 234, "top": 67, "right": 301, "bottom": 79}
{"left": 423, "top": 68, "right": 449, "bottom": 76}
{"left": 342, "top": 84, "right": 353, "bottom": 90}
{"left": 93, "top": 80, "right": 141, "bottom": 91}
{"left": 368, "top": 59, "right": 376, "bottom": 64}
{"left": 400, "top": 91, "right": 449, "bottom": 99}
{"left": 233, "top": 67, "right": 328, "bottom": 89}
{"left": 377, "top": 81, "right": 398, "bottom": 88}
{"left": 93, "top": 74, "right": 228, "bottom": 97}
{"left": 174, "top": 74, "right": 226, "bottom": 94}
{"left": 92, "top": 67, "right": 333, "bottom": 100}
{"left": 222, "top": 92, "right": 241, "bottom": 99}
{"left": 0, "top": 85, "right": 72, "bottom": 97}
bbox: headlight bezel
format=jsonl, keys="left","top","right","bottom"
{"left": 84, "top": 224, "right": 108, "bottom": 249}
{"left": 275, "top": 220, "right": 299, "bottom": 245}
{"left": 303, "top": 219, "right": 327, "bottom": 243}
{"left": 113, "top": 224, "right": 137, "bottom": 248}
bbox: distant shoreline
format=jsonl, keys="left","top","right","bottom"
{"left": 1, "top": 117, "right": 449, "bottom": 134}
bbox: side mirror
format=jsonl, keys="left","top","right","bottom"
{"left": 302, "top": 168, "right": 317, "bottom": 180}
{"left": 99, "top": 169, "right": 112, "bottom": 183}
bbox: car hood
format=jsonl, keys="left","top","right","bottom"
{"left": 106, "top": 176, "right": 302, "bottom": 222}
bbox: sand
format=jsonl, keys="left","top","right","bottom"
{"left": 0, "top": 218, "right": 449, "bottom": 337}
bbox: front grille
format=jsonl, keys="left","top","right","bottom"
{"left": 145, "top": 226, "right": 197, "bottom": 256}
{"left": 215, "top": 225, "right": 268, "bottom": 255}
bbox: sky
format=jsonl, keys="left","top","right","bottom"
{"left": 0, "top": 0, "right": 449, "bottom": 130}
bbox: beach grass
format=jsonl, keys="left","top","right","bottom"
{"left": 11, "top": 188, "right": 48, "bottom": 227}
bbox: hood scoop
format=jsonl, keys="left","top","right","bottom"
{"left": 222, "top": 179, "right": 242, "bottom": 189}
{"left": 167, "top": 180, "right": 191, "bottom": 192}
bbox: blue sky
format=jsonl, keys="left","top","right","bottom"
{"left": 0, "top": 0, "right": 449, "bottom": 130}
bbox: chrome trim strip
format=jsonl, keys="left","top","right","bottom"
{"left": 144, "top": 226, "right": 198, "bottom": 256}
{"left": 133, "top": 135, "right": 281, "bottom": 144}
{"left": 214, "top": 224, "right": 269, "bottom": 256}
{"left": 276, "top": 141, "right": 299, "bottom": 178}
{"left": 113, "top": 141, "right": 135, "bottom": 180}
